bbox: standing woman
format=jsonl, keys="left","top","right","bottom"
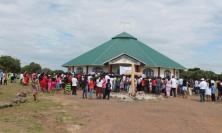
{"left": 64, "top": 73, "right": 72, "bottom": 95}
{"left": 182, "top": 78, "right": 188, "bottom": 98}
{"left": 165, "top": 78, "right": 171, "bottom": 98}
{"left": 31, "top": 73, "right": 39, "bottom": 101}
{"left": 3, "top": 72, "right": 8, "bottom": 85}
{"left": 205, "top": 80, "right": 211, "bottom": 102}
{"left": 119, "top": 77, "right": 124, "bottom": 91}
{"left": 48, "top": 75, "right": 52, "bottom": 93}
{"left": 82, "top": 76, "right": 88, "bottom": 99}
{"left": 39, "top": 73, "right": 47, "bottom": 92}
{"left": 88, "top": 78, "right": 94, "bottom": 99}
{"left": 102, "top": 77, "right": 107, "bottom": 98}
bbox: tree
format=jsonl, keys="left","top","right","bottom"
{"left": 53, "top": 70, "right": 65, "bottom": 74}
{"left": 21, "top": 62, "right": 41, "bottom": 73}
{"left": 29, "top": 62, "right": 41, "bottom": 73}
{"left": 0, "top": 55, "right": 21, "bottom": 73}
{"left": 21, "top": 65, "right": 31, "bottom": 73}
{"left": 41, "top": 68, "right": 53, "bottom": 75}
{"left": 180, "top": 68, "right": 218, "bottom": 80}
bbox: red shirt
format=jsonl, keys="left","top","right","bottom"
{"left": 89, "top": 80, "right": 94, "bottom": 90}
{"left": 152, "top": 80, "right": 157, "bottom": 86}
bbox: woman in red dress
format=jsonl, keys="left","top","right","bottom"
{"left": 22, "top": 72, "right": 30, "bottom": 86}
{"left": 39, "top": 73, "right": 48, "bottom": 92}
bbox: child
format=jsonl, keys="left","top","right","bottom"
{"left": 103, "top": 79, "right": 111, "bottom": 100}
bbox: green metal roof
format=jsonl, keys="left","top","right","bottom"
{"left": 63, "top": 32, "right": 185, "bottom": 69}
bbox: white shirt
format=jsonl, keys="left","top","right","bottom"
{"left": 195, "top": 80, "right": 199, "bottom": 87}
{"left": 20, "top": 74, "right": 23, "bottom": 80}
{"left": 105, "top": 75, "right": 110, "bottom": 82}
{"left": 199, "top": 81, "right": 208, "bottom": 90}
{"left": 96, "top": 79, "right": 102, "bottom": 88}
{"left": 170, "top": 78, "right": 177, "bottom": 88}
{"left": 178, "top": 79, "right": 183, "bottom": 85}
{"left": 72, "top": 77, "right": 78, "bottom": 86}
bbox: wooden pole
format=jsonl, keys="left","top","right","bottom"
{"left": 130, "top": 63, "right": 136, "bottom": 96}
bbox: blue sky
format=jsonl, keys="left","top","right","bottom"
{"left": 0, "top": 0, "right": 222, "bottom": 73}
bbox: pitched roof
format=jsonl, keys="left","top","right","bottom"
{"left": 63, "top": 32, "right": 185, "bottom": 69}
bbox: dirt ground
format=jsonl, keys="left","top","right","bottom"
{"left": 55, "top": 91, "right": 222, "bottom": 133}
{"left": 1, "top": 83, "right": 222, "bottom": 133}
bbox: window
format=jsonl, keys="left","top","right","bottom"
{"left": 164, "top": 70, "right": 171, "bottom": 78}
{"left": 143, "top": 68, "right": 154, "bottom": 77}
{"left": 76, "top": 67, "right": 83, "bottom": 74}
{"left": 93, "top": 67, "right": 103, "bottom": 73}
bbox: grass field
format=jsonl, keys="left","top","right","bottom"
{"left": 1, "top": 81, "right": 222, "bottom": 133}
{"left": 0, "top": 82, "right": 84, "bottom": 133}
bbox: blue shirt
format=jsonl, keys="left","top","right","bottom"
{"left": 211, "top": 86, "right": 215, "bottom": 94}
{"left": 0, "top": 72, "right": 3, "bottom": 78}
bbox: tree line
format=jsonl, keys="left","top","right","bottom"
{"left": 180, "top": 68, "right": 222, "bottom": 80}
{"left": 0, "top": 55, "right": 222, "bottom": 80}
{"left": 0, "top": 55, "right": 64, "bottom": 74}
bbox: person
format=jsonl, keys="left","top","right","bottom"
{"left": 217, "top": 81, "right": 222, "bottom": 101}
{"left": 39, "top": 73, "right": 47, "bottom": 92}
{"left": 88, "top": 78, "right": 94, "bottom": 98}
{"left": 48, "top": 75, "right": 53, "bottom": 93}
{"left": 165, "top": 78, "right": 171, "bottom": 98}
{"left": 182, "top": 78, "right": 188, "bottom": 98}
{"left": 205, "top": 80, "right": 211, "bottom": 102}
{"left": 211, "top": 83, "right": 216, "bottom": 102}
{"left": 141, "top": 78, "right": 146, "bottom": 93}
{"left": 64, "top": 74, "right": 72, "bottom": 95}
{"left": 0, "top": 71, "right": 3, "bottom": 85}
{"left": 156, "top": 77, "right": 161, "bottom": 95}
{"left": 199, "top": 78, "right": 208, "bottom": 102}
{"left": 178, "top": 78, "right": 183, "bottom": 95}
{"left": 103, "top": 79, "right": 111, "bottom": 100}
{"left": 170, "top": 76, "right": 177, "bottom": 97}
{"left": 82, "top": 76, "right": 88, "bottom": 99}
{"left": 22, "top": 72, "right": 29, "bottom": 86}
{"left": 120, "top": 78, "right": 124, "bottom": 91}
{"left": 31, "top": 73, "right": 39, "bottom": 101}
{"left": 71, "top": 75, "right": 78, "bottom": 95}
{"left": 151, "top": 78, "right": 157, "bottom": 94}
{"left": 96, "top": 77, "right": 103, "bottom": 98}
{"left": 194, "top": 80, "right": 200, "bottom": 94}
{"left": 102, "top": 77, "right": 107, "bottom": 97}
{"left": 3, "top": 72, "right": 8, "bottom": 85}
{"left": 20, "top": 73, "right": 23, "bottom": 84}
{"left": 115, "top": 76, "right": 120, "bottom": 92}
{"left": 55, "top": 75, "right": 62, "bottom": 93}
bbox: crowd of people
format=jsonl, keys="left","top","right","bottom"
{"left": 1, "top": 70, "right": 222, "bottom": 103}
{"left": 0, "top": 71, "right": 17, "bottom": 85}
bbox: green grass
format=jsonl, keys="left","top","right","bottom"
{"left": 0, "top": 81, "right": 83, "bottom": 133}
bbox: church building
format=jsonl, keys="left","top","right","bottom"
{"left": 63, "top": 32, "right": 185, "bottom": 78}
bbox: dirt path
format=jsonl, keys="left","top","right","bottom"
{"left": 49, "top": 91, "right": 222, "bottom": 133}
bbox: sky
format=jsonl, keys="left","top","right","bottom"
{"left": 0, "top": 0, "right": 222, "bottom": 73}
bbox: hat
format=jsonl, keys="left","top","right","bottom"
{"left": 201, "top": 78, "right": 204, "bottom": 81}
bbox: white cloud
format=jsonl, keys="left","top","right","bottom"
{"left": 0, "top": 0, "right": 222, "bottom": 73}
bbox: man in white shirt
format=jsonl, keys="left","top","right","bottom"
{"left": 199, "top": 78, "right": 207, "bottom": 102}
{"left": 194, "top": 80, "right": 200, "bottom": 94}
{"left": 178, "top": 78, "right": 183, "bottom": 95}
{"left": 72, "top": 75, "right": 78, "bottom": 95}
{"left": 170, "top": 76, "right": 178, "bottom": 97}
